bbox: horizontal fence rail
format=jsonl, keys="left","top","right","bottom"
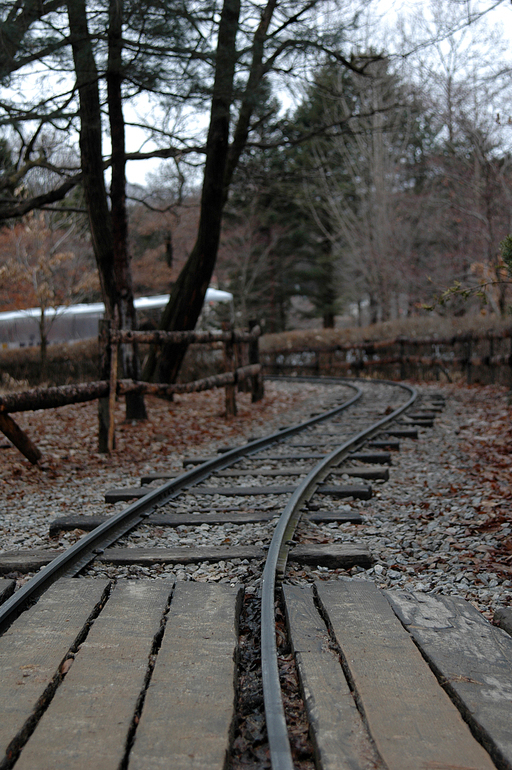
{"left": 261, "top": 328, "right": 512, "bottom": 385}
{"left": 0, "top": 322, "right": 263, "bottom": 462}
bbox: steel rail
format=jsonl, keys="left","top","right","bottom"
{"left": 0, "top": 381, "right": 362, "bottom": 634}
{"left": 261, "top": 379, "right": 417, "bottom": 770}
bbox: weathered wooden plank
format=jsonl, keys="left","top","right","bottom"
{"left": 212, "top": 465, "right": 388, "bottom": 480}
{"left": 183, "top": 451, "right": 391, "bottom": 466}
{"left": 309, "top": 510, "right": 362, "bottom": 524}
{"left": 378, "top": 429, "right": 417, "bottom": 439}
{"left": 49, "top": 507, "right": 361, "bottom": 536}
{"left": 128, "top": 582, "right": 243, "bottom": 770}
{"left": 0, "top": 551, "right": 62, "bottom": 574}
{"left": 104, "top": 487, "right": 151, "bottom": 502}
{"left": 14, "top": 580, "right": 173, "bottom": 770}
{"left": 318, "top": 485, "right": 371, "bottom": 500}
{"left": 182, "top": 453, "right": 327, "bottom": 465}
{"left": 367, "top": 439, "right": 400, "bottom": 451}
{"left": 283, "top": 584, "right": 382, "bottom": 770}
{"left": 494, "top": 607, "right": 512, "bottom": 637}
{"left": 387, "top": 590, "right": 512, "bottom": 769}
{"left": 333, "top": 466, "right": 389, "bottom": 481}
{"left": 0, "top": 545, "right": 372, "bottom": 572}
{"left": 0, "top": 578, "right": 15, "bottom": 605}
{"left": 0, "top": 579, "right": 110, "bottom": 767}
{"left": 349, "top": 452, "right": 391, "bottom": 464}
{"left": 49, "top": 510, "right": 280, "bottom": 536}
{"left": 104, "top": 484, "right": 371, "bottom": 503}
{"left": 291, "top": 544, "right": 372, "bottom": 569}
{"left": 316, "top": 580, "right": 496, "bottom": 770}
{"left": 400, "top": 417, "right": 434, "bottom": 427}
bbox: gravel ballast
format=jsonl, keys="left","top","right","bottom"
{"left": 1, "top": 379, "right": 511, "bottom": 622}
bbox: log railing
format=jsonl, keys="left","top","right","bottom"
{"left": 0, "top": 323, "right": 263, "bottom": 462}
{"left": 261, "top": 329, "right": 512, "bottom": 386}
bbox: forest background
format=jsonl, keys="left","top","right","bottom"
{"left": 1, "top": 0, "right": 512, "bottom": 400}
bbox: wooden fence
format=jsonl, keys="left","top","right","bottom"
{"left": 261, "top": 329, "right": 512, "bottom": 386}
{"left": 0, "top": 323, "right": 263, "bottom": 463}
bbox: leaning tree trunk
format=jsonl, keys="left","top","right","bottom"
{"left": 107, "top": 0, "right": 146, "bottom": 419}
{"left": 142, "top": 0, "right": 241, "bottom": 384}
{"left": 67, "top": 0, "right": 117, "bottom": 316}
{"left": 142, "top": 0, "right": 277, "bottom": 383}
{"left": 68, "top": 0, "right": 146, "bottom": 420}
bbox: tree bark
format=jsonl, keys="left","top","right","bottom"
{"left": 67, "top": 0, "right": 146, "bottom": 423}
{"left": 0, "top": 381, "right": 109, "bottom": 412}
{"left": 142, "top": 0, "right": 279, "bottom": 383}
{"left": 0, "top": 410, "right": 42, "bottom": 464}
{"left": 107, "top": 0, "right": 146, "bottom": 419}
{"left": 142, "top": 0, "right": 241, "bottom": 383}
{"left": 67, "top": 0, "right": 117, "bottom": 317}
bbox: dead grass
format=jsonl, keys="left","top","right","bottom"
{"left": 260, "top": 314, "right": 512, "bottom": 352}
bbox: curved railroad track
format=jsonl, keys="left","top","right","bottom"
{"left": 0, "top": 376, "right": 455, "bottom": 770}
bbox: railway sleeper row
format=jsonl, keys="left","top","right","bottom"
{"left": 4, "top": 384, "right": 511, "bottom": 768}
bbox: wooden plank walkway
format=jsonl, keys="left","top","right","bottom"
{"left": 3, "top": 575, "right": 509, "bottom": 769}
{"left": 0, "top": 579, "right": 241, "bottom": 770}
{"left": 284, "top": 580, "right": 512, "bottom": 770}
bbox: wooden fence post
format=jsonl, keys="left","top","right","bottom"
{"left": 98, "top": 319, "right": 116, "bottom": 452}
{"left": 222, "top": 322, "right": 237, "bottom": 416}
{"left": 249, "top": 320, "right": 264, "bottom": 402}
{"left": 108, "top": 332, "right": 118, "bottom": 452}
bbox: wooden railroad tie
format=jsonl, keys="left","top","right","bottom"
{"left": 0, "top": 544, "right": 372, "bottom": 574}
{"left": 140, "top": 465, "right": 389, "bottom": 482}
{"left": 48, "top": 507, "right": 363, "bottom": 537}
{"left": 103, "top": 483, "right": 372, "bottom": 504}
{"left": 182, "top": 450, "right": 392, "bottom": 465}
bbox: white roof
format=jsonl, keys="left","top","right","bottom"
{"left": 0, "top": 288, "right": 233, "bottom": 322}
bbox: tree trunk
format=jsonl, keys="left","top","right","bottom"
{"left": 142, "top": 0, "right": 241, "bottom": 383}
{"left": 67, "top": 0, "right": 116, "bottom": 317}
{"left": 68, "top": 0, "right": 146, "bottom": 421}
{"left": 142, "top": 0, "right": 277, "bottom": 383}
{"left": 107, "top": 0, "right": 146, "bottom": 420}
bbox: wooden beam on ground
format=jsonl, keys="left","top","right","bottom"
{"left": 103, "top": 484, "right": 371, "bottom": 503}
{"left": 182, "top": 453, "right": 327, "bottom": 465}
{"left": 0, "top": 579, "right": 110, "bottom": 767}
{"left": 283, "top": 584, "right": 380, "bottom": 770}
{"left": 0, "top": 544, "right": 372, "bottom": 573}
{"left": 0, "top": 410, "right": 41, "bottom": 465}
{"left": 315, "top": 580, "right": 496, "bottom": 770}
{"left": 141, "top": 465, "right": 388, "bottom": 482}
{"left": 0, "top": 578, "right": 15, "bottom": 605}
{"left": 48, "top": 507, "right": 361, "bottom": 537}
{"left": 387, "top": 589, "right": 512, "bottom": 769}
{"left": 13, "top": 580, "right": 173, "bottom": 770}
{"left": 128, "top": 582, "right": 243, "bottom": 770}
{"left": 368, "top": 439, "right": 400, "bottom": 451}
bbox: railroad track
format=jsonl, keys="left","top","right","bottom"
{"left": 0, "top": 377, "right": 510, "bottom": 770}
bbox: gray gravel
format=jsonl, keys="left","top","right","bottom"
{"left": 3, "top": 379, "right": 510, "bottom": 622}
